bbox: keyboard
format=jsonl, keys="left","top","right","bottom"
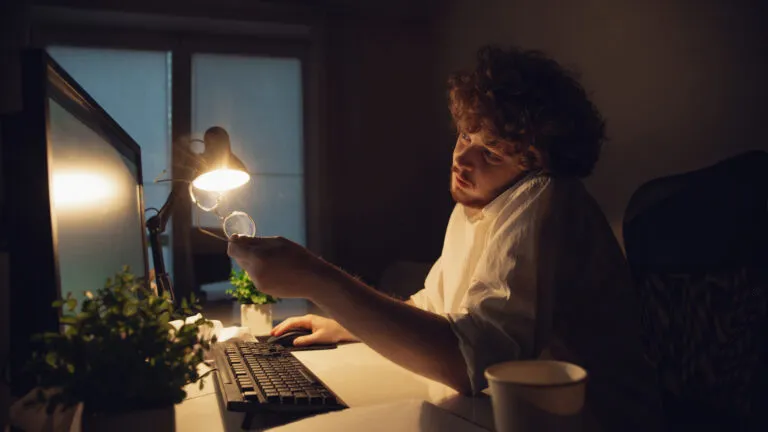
{"left": 212, "top": 340, "right": 347, "bottom": 416}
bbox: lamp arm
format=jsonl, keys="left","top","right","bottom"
{"left": 146, "top": 176, "right": 186, "bottom": 303}
{"left": 145, "top": 135, "right": 211, "bottom": 302}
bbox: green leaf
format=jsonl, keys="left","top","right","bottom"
{"left": 65, "top": 298, "right": 77, "bottom": 312}
{"left": 158, "top": 311, "right": 170, "bottom": 325}
{"left": 28, "top": 265, "right": 210, "bottom": 413}
{"left": 123, "top": 301, "right": 138, "bottom": 317}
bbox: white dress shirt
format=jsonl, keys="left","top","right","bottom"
{"left": 411, "top": 171, "right": 663, "bottom": 431}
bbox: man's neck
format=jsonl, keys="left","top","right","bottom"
{"left": 462, "top": 206, "right": 483, "bottom": 221}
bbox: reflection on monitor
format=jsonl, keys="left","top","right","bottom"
{"left": 2, "top": 50, "right": 149, "bottom": 395}
{"left": 48, "top": 98, "right": 146, "bottom": 303}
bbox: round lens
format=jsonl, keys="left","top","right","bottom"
{"left": 223, "top": 211, "right": 256, "bottom": 238}
{"left": 189, "top": 183, "right": 221, "bottom": 212}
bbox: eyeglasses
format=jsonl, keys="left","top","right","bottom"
{"left": 189, "top": 183, "right": 256, "bottom": 241}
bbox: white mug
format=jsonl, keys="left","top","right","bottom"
{"left": 485, "top": 360, "right": 588, "bottom": 432}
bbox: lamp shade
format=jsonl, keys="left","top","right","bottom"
{"left": 192, "top": 126, "right": 250, "bottom": 192}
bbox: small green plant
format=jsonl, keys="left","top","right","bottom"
{"left": 226, "top": 268, "right": 278, "bottom": 305}
{"left": 27, "top": 266, "right": 215, "bottom": 414}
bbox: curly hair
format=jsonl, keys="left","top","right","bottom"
{"left": 448, "top": 46, "right": 605, "bottom": 177}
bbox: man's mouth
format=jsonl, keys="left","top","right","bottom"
{"left": 453, "top": 172, "right": 472, "bottom": 188}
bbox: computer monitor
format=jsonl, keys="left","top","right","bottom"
{"left": 1, "top": 50, "right": 149, "bottom": 394}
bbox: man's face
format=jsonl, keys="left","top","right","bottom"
{"left": 450, "top": 131, "right": 526, "bottom": 209}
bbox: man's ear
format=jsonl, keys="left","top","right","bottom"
{"left": 513, "top": 144, "right": 546, "bottom": 173}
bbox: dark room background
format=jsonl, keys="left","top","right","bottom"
{"left": 2, "top": 0, "right": 768, "bottom": 424}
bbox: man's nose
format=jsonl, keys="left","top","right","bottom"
{"left": 454, "top": 146, "right": 477, "bottom": 170}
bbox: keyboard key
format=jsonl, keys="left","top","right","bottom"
{"left": 299, "top": 369, "right": 316, "bottom": 384}
{"left": 243, "top": 391, "right": 260, "bottom": 401}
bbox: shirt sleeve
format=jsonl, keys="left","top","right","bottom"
{"left": 448, "top": 178, "right": 556, "bottom": 394}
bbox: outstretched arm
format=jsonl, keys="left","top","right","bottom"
{"left": 228, "top": 236, "right": 471, "bottom": 393}
{"left": 310, "top": 265, "right": 471, "bottom": 393}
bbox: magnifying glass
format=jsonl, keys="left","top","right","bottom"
{"left": 189, "top": 183, "right": 256, "bottom": 240}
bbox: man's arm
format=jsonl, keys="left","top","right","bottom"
{"left": 309, "top": 265, "right": 472, "bottom": 394}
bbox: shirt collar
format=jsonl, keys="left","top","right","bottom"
{"left": 468, "top": 170, "right": 547, "bottom": 221}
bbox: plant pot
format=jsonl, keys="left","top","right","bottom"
{"left": 241, "top": 303, "right": 273, "bottom": 335}
{"left": 83, "top": 406, "right": 174, "bottom": 432}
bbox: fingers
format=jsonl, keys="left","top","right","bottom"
{"left": 271, "top": 315, "right": 314, "bottom": 336}
{"left": 230, "top": 235, "right": 284, "bottom": 250}
{"left": 227, "top": 240, "right": 248, "bottom": 260}
{"left": 292, "top": 333, "right": 320, "bottom": 347}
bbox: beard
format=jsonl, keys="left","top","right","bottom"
{"left": 449, "top": 171, "right": 526, "bottom": 209}
{"left": 450, "top": 173, "right": 492, "bottom": 209}
{"left": 450, "top": 184, "right": 491, "bottom": 209}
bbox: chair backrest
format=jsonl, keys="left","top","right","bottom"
{"left": 623, "top": 151, "right": 768, "bottom": 430}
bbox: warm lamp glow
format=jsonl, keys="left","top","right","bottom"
{"left": 52, "top": 172, "right": 115, "bottom": 207}
{"left": 192, "top": 169, "right": 250, "bottom": 192}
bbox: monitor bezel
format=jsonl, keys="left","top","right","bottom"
{"left": 5, "top": 49, "right": 150, "bottom": 395}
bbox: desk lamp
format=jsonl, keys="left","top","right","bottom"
{"left": 147, "top": 126, "right": 250, "bottom": 302}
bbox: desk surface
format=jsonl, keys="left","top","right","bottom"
{"left": 175, "top": 342, "right": 494, "bottom": 431}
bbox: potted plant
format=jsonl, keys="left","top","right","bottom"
{"left": 227, "top": 268, "right": 278, "bottom": 335}
{"left": 23, "top": 266, "right": 214, "bottom": 431}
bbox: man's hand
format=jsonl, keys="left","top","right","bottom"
{"left": 271, "top": 314, "right": 358, "bottom": 346}
{"left": 227, "top": 236, "right": 329, "bottom": 299}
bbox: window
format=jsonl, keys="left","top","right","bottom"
{"left": 191, "top": 53, "right": 305, "bottom": 298}
{"left": 43, "top": 37, "right": 317, "bottom": 319}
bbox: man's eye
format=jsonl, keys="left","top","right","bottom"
{"left": 484, "top": 149, "right": 503, "bottom": 162}
{"left": 460, "top": 133, "right": 470, "bottom": 141}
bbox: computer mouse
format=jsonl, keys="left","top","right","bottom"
{"left": 267, "top": 329, "right": 312, "bottom": 347}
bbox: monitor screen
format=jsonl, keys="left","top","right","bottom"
{"left": 47, "top": 97, "right": 146, "bottom": 302}
{"left": 3, "top": 50, "right": 149, "bottom": 394}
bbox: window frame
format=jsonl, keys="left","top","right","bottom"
{"left": 30, "top": 17, "right": 329, "bottom": 301}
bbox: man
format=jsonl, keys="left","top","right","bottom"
{"left": 228, "top": 46, "right": 663, "bottom": 430}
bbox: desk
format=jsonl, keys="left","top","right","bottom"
{"left": 175, "top": 343, "right": 494, "bottom": 431}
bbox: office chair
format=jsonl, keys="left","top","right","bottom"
{"left": 623, "top": 150, "right": 768, "bottom": 431}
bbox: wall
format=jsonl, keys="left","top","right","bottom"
{"left": 0, "top": 0, "right": 30, "bottom": 424}
{"left": 433, "top": 0, "right": 768, "bottom": 243}
{"left": 324, "top": 15, "right": 451, "bottom": 285}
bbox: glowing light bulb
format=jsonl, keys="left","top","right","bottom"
{"left": 192, "top": 169, "right": 249, "bottom": 192}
